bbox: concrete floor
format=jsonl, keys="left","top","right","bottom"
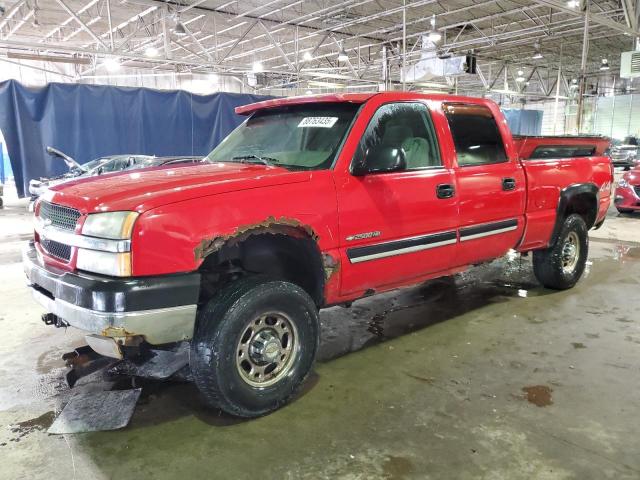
{"left": 0, "top": 184, "right": 639, "bottom": 480}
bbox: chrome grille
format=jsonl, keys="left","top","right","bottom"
{"left": 40, "top": 237, "right": 72, "bottom": 261}
{"left": 39, "top": 201, "right": 81, "bottom": 231}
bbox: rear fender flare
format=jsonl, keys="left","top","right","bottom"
{"left": 549, "top": 183, "right": 599, "bottom": 246}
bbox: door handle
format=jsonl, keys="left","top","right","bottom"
{"left": 436, "top": 183, "right": 455, "bottom": 199}
{"left": 502, "top": 177, "right": 516, "bottom": 191}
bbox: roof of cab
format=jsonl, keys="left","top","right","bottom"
{"left": 235, "top": 93, "right": 377, "bottom": 115}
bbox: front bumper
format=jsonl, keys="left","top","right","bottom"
{"left": 614, "top": 186, "right": 640, "bottom": 211}
{"left": 23, "top": 242, "right": 201, "bottom": 345}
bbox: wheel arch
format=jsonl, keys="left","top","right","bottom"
{"left": 196, "top": 221, "right": 327, "bottom": 307}
{"left": 549, "top": 183, "right": 599, "bottom": 245}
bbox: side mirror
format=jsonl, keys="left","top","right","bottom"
{"left": 353, "top": 146, "right": 406, "bottom": 176}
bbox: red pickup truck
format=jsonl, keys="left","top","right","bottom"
{"left": 23, "top": 92, "right": 612, "bottom": 417}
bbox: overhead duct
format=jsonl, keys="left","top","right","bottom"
{"left": 401, "top": 36, "right": 468, "bottom": 83}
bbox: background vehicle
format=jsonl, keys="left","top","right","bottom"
{"left": 614, "top": 166, "right": 640, "bottom": 213}
{"left": 28, "top": 147, "right": 204, "bottom": 209}
{"left": 609, "top": 136, "right": 639, "bottom": 170}
{"left": 23, "top": 92, "right": 612, "bottom": 418}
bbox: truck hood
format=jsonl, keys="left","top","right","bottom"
{"left": 46, "top": 162, "right": 312, "bottom": 213}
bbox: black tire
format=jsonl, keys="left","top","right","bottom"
{"left": 617, "top": 208, "right": 633, "bottom": 214}
{"left": 190, "top": 276, "right": 319, "bottom": 418}
{"left": 532, "top": 214, "right": 588, "bottom": 290}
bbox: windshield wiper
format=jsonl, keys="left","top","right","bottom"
{"left": 231, "top": 155, "right": 280, "bottom": 167}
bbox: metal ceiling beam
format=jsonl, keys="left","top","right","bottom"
{"left": 55, "top": 0, "right": 108, "bottom": 49}
{"left": 533, "top": 0, "right": 637, "bottom": 36}
{"left": 259, "top": 20, "right": 295, "bottom": 71}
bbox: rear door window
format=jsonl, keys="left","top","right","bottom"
{"left": 444, "top": 103, "right": 507, "bottom": 166}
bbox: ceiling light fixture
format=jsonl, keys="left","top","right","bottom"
{"left": 252, "top": 61, "right": 263, "bottom": 73}
{"left": 567, "top": 0, "right": 580, "bottom": 8}
{"left": 427, "top": 14, "right": 442, "bottom": 42}
{"left": 337, "top": 43, "right": 348, "bottom": 62}
{"left": 532, "top": 42, "right": 543, "bottom": 59}
{"left": 144, "top": 46, "right": 159, "bottom": 57}
{"left": 174, "top": 15, "right": 187, "bottom": 36}
{"left": 600, "top": 58, "right": 610, "bottom": 71}
{"left": 103, "top": 57, "right": 121, "bottom": 72}
{"left": 303, "top": 51, "right": 313, "bottom": 61}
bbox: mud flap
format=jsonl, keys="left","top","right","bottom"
{"left": 108, "top": 342, "right": 190, "bottom": 380}
{"left": 48, "top": 389, "right": 142, "bottom": 434}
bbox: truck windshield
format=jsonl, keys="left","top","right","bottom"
{"left": 206, "top": 103, "right": 360, "bottom": 170}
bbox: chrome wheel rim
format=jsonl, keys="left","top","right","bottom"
{"left": 235, "top": 312, "right": 299, "bottom": 387}
{"left": 561, "top": 231, "right": 580, "bottom": 274}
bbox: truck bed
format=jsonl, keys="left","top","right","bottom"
{"left": 513, "top": 135, "right": 610, "bottom": 160}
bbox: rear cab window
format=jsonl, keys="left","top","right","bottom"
{"left": 443, "top": 103, "right": 507, "bottom": 167}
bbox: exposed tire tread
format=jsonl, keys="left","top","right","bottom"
{"left": 532, "top": 214, "right": 588, "bottom": 290}
{"left": 190, "top": 275, "right": 319, "bottom": 418}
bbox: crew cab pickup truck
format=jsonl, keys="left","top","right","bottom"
{"left": 23, "top": 92, "right": 612, "bottom": 418}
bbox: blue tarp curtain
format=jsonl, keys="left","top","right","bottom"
{"left": 0, "top": 80, "right": 273, "bottom": 197}
{"left": 502, "top": 108, "right": 543, "bottom": 136}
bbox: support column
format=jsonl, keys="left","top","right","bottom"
{"left": 576, "top": 0, "right": 589, "bottom": 133}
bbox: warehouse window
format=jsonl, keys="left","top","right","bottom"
{"left": 444, "top": 103, "right": 507, "bottom": 166}
{"left": 353, "top": 102, "right": 441, "bottom": 171}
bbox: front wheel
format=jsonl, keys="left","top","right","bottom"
{"left": 190, "top": 276, "right": 319, "bottom": 418}
{"left": 532, "top": 214, "right": 588, "bottom": 290}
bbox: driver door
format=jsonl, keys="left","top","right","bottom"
{"left": 335, "top": 101, "right": 459, "bottom": 296}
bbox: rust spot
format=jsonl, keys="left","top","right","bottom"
{"left": 322, "top": 253, "right": 340, "bottom": 280}
{"left": 522, "top": 385, "right": 553, "bottom": 407}
{"left": 194, "top": 216, "right": 319, "bottom": 261}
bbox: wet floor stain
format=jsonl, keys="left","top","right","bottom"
{"left": 7, "top": 411, "right": 55, "bottom": 442}
{"left": 571, "top": 342, "right": 587, "bottom": 349}
{"left": 382, "top": 455, "right": 414, "bottom": 480}
{"left": 522, "top": 385, "right": 553, "bottom": 407}
{"left": 404, "top": 372, "right": 435, "bottom": 384}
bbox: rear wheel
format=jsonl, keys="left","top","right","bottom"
{"left": 616, "top": 208, "right": 633, "bottom": 214}
{"left": 190, "top": 276, "right": 319, "bottom": 418}
{"left": 532, "top": 214, "right": 588, "bottom": 290}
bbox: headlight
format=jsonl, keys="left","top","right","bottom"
{"left": 82, "top": 211, "right": 138, "bottom": 239}
{"left": 77, "top": 249, "right": 132, "bottom": 277}
{"left": 618, "top": 178, "right": 629, "bottom": 188}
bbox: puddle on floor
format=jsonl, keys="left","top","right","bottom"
{"left": 522, "top": 385, "right": 553, "bottom": 407}
{"left": 5, "top": 411, "right": 55, "bottom": 444}
{"left": 381, "top": 455, "right": 414, "bottom": 480}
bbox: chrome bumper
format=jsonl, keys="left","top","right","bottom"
{"left": 23, "top": 242, "right": 200, "bottom": 345}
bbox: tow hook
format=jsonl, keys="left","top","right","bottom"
{"left": 41, "top": 313, "right": 68, "bottom": 328}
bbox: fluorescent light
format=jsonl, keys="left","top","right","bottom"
{"left": 532, "top": 52, "right": 543, "bottom": 59}
{"left": 305, "top": 89, "right": 313, "bottom": 95}
{"left": 303, "top": 51, "right": 313, "bottom": 61}
{"left": 144, "top": 46, "right": 159, "bottom": 57}
{"left": 516, "top": 76, "right": 525, "bottom": 82}
{"left": 337, "top": 49, "right": 348, "bottom": 61}
{"left": 103, "top": 57, "right": 121, "bottom": 72}
{"left": 567, "top": 0, "right": 579, "bottom": 7}
{"left": 252, "top": 61, "right": 263, "bottom": 72}
{"left": 428, "top": 31, "right": 442, "bottom": 42}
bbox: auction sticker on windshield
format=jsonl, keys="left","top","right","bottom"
{"left": 298, "top": 117, "right": 339, "bottom": 128}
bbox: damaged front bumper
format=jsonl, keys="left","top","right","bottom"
{"left": 23, "top": 241, "right": 201, "bottom": 355}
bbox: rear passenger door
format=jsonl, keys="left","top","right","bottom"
{"left": 335, "top": 101, "right": 459, "bottom": 296}
{"left": 443, "top": 103, "right": 526, "bottom": 266}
